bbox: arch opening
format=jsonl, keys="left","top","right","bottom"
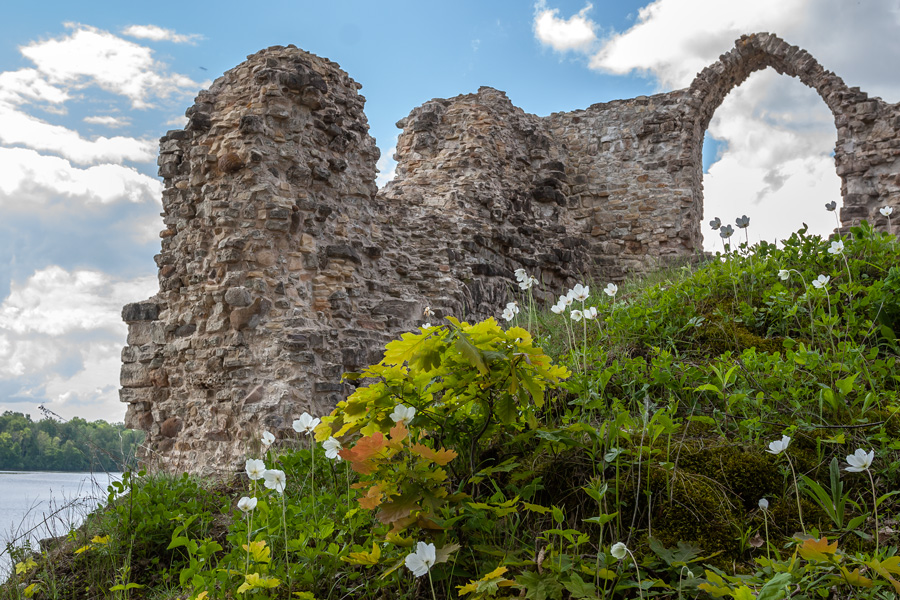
{"left": 686, "top": 33, "right": 852, "bottom": 253}
{"left": 699, "top": 68, "right": 841, "bottom": 251}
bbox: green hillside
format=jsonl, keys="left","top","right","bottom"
{"left": 5, "top": 219, "right": 900, "bottom": 599}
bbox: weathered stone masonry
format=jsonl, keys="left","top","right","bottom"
{"left": 121, "top": 33, "right": 900, "bottom": 474}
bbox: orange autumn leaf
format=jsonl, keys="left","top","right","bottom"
{"left": 410, "top": 443, "right": 458, "bottom": 466}
{"left": 798, "top": 537, "right": 838, "bottom": 562}
{"left": 340, "top": 432, "right": 387, "bottom": 474}
{"left": 388, "top": 422, "right": 408, "bottom": 446}
{"left": 358, "top": 484, "right": 385, "bottom": 510}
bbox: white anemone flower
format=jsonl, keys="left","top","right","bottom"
{"left": 583, "top": 307, "right": 598, "bottom": 320}
{"left": 245, "top": 458, "right": 266, "bottom": 480}
{"left": 766, "top": 435, "right": 791, "bottom": 455}
{"left": 237, "top": 496, "right": 258, "bottom": 512}
{"left": 881, "top": 206, "right": 894, "bottom": 217}
{"left": 564, "top": 290, "right": 575, "bottom": 306}
{"left": 828, "top": 240, "right": 844, "bottom": 255}
{"left": 570, "top": 309, "right": 583, "bottom": 322}
{"left": 550, "top": 300, "right": 565, "bottom": 314}
{"left": 292, "top": 412, "right": 320, "bottom": 435}
{"left": 845, "top": 448, "right": 875, "bottom": 473}
{"left": 812, "top": 275, "right": 831, "bottom": 289}
{"left": 610, "top": 542, "right": 628, "bottom": 560}
{"left": 261, "top": 431, "right": 275, "bottom": 447}
{"left": 423, "top": 306, "right": 434, "bottom": 317}
{"left": 778, "top": 269, "right": 790, "bottom": 281}
{"left": 263, "top": 469, "right": 286, "bottom": 494}
{"left": 501, "top": 301, "right": 519, "bottom": 322}
{"left": 390, "top": 404, "right": 416, "bottom": 426}
{"left": 758, "top": 498, "right": 769, "bottom": 511}
{"left": 571, "top": 283, "right": 589, "bottom": 302}
{"left": 514, "top": 268, "right": 528, "bottom": 282}
{"left": 603, "top": 283, "right": 618, "bottom": 297}
{"left": 323, "top": 437, "right": 343, "bottom": 461}
{"left": 519, "top": 275, "right": 538, "bottom": 290}
{"left": 404, "top": 542, "right": 436, "bottom": 577}
{"left": 825, "top": 201, "right": 837, "bottom": 212}
{"left": 422, "top": 322, "right": 432, "bottom": 329}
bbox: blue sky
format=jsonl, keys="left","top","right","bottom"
{"left": 0, "top": 1, "right": 897, "bottom": 422}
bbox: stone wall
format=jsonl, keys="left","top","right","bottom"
{"left": 121, "top": 33, "right": 900, "bottom": 474}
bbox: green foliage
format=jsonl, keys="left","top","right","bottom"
{"left": 0, "top": 411, "right": 143, "bottom": 471}
{"left": 7, "top": 219, "right": 900, "bottom": 599}
{"left": 316, "top": 316, "right": 569, "bottom": 538}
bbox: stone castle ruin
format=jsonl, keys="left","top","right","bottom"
{"left": 120, "top": 33, "right": 900, "bottom": 473}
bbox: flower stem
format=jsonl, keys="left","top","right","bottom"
{"left": 582, "top": 301, "right": 588, "bottom": 375}
{"left": 245, "top": 511, "right": 252, "bottom": 576}
{"left": 310, "top": 437, "right": 317, "bottom": 528}
{"left": 867, "top": 469, "right": 880, "bottom": 556}
{"left": 282, "top": 493, "right": 289, "bottom": 590}
{"left": 427, "top": 570, "right": 437, "bottom": 600}
{"left": 784, "top": 453, "right": 806, "bottom": 534}
{"left": 763, "top": 511, "right": 770, "bottom": 561}
{"left": 626, "top": 549, "right": 645, "bottom": 600}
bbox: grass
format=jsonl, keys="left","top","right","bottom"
{"left": 3, "top": 219, "right": 900, "bottom": 599}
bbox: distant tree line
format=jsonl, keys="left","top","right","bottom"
{"left": 0, "top": 411, "right": 145, "bottom": 472}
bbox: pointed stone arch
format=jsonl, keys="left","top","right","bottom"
{"left": 681, "top": 32, "right": 900, "bottom": 240}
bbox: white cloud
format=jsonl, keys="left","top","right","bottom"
{"left": 83, "top": 115, "right": 130, "bottom": 128}
{"left": 121, "top": 24, "right": 203, "bottom": 45}
{"left": 588, "top": 0, "right": 808, "bottom": 88}
{"left": 533, "top": 1, "right": 598, "bottom": 52}
{"left": 376, "top": 137, "right": 398, "bottom": 189}
{"left": 0, "top": 68, "right": 69, "bottom": 107}
{"left": 21, "top": 23, "right": 199, "bottom": 109}
{"left": 0, "top": 106, "right": 153, "bottom": 164}
{"left": 165, "top": 114, "right": 189, "bottom": 128}
{"left": 40, "top": 342, "right": 127, "bottom": 423}
{"left": 0, "top": 335, "right": 62, "bottom": 378}
{"left": 0, "top": 147, "right": 162, "bottom": 207}
{"left": 0, "top": 266, "right": 157, "bottom": 336}
{"left": 0, "top": 267, "right": 156, "bottom": 421}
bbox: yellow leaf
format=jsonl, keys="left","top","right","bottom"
{"left": 385, "top": 532, "right": 415, "bottom": 547}
{"left": 193, "top": 592, "right": 209, "bottom": 600}
{"left": 879, "top": 556, "right": 900, "bottom": 575}
{"left": 698, "top": 570, "right": 732, "bottom": 598}
{"left": 866, "top": 557, "right": 900, "bottom": 594}
{"left": 798, "top": 537, "right": 838, "bottom": 562}
{"left": 237, "top": 572, "right": 279, "bottom": 594}
{"left": 841, "top": 567, "right": 874, "bottom": 588}
{"left": 243, "top": 540, "right": 272, "bottom": 564}
{"left": 15, "top": 558, "right": 37, "bottom": 574}
{"left": 522, "top": 502, "right": 552, "bottom": 514}
{"left": 458, "top": 565, "right": 511, "bottom": 596}
{"left": 341, "top": 542, "right": 382, "bottom": 566}
{"left": 91, "top": 535, "right": 110, "bottom": 545}
{"left": 74, "top": 544, "right": 93, "bottom": 555}
{"left": 23, "top": 583, "right": 39, "bottom": 599}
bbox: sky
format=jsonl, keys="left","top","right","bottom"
{"left": 0, "top": 0, "right": 897, "bottom": 423}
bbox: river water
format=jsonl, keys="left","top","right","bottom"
{"left": 0, "top": 471, "right": 121, "bottom": 576}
